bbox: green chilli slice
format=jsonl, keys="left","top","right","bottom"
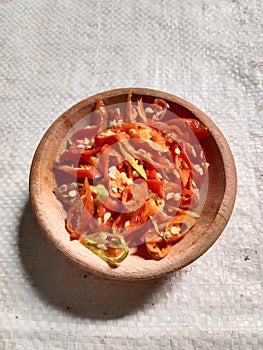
{"left": 119, "top": 144, "right": 147, "bottom": 179}
{"left": 80, "top": 232, "right": 129, "bottom": 264}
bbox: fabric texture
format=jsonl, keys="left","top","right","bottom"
{"left": 0, "top": 0, "right": 262, "bottom": 349}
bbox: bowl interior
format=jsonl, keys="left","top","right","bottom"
{"left": 30, "top": 88, "right": 236, "bottom": 280}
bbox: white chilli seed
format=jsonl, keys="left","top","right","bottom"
{"left": 190, "top": 145, "right": 197, "bottom": 157}
{"left": 173, "top": 169, "right": 180, "bottom": 178}
{"left": 194, "top": 164, "right": 204, "bottom": 176}
{"left": 166, "top": 192, "right": 174, "bottom": 200}
{"left": 68, "top": 190, "right": 78, "bottom": 198}
{"left": 59, "top": 184, "right": 68, "bottom": 193}
{"left": 100, "top": 129, "right": 115, "bottom": 137}
{"left": 137, "top": 147, "right": 144, "bottom": 152}
{"left": 126, "top": 178, "right": 133, "bottom": 185}
{"left": 103, "top": 212, "right": 111, "bottom": 223}
{"left": 164, "top": 232, "right": 172, "bottom": 241}
{"left": 110, "top": 119, "right": 117, "bottom": 127}
{"left": 129, "top": 128, "right": 137, "bottom": 136}
{"left": 108, "top": 166, "right": 117, "bottom": 179}
{"left": 77, "top": 144, "right": 85, "bottom": 148}
{"left": 174, "top": 193, "right": 181, "bottom": 201}
{"left": 175, "top": 147, "right": 180, "bottom": 155}
{"left": 145, "top": 107, "right": 154, "bottom": 114}
{"left": 155, "top": 110, "right": 164, "bottom": 118}
{"left": 112, "top": 187, "right": 118, "bottom": 193}
{"left": 90, "top": 138, "right": 95, "bottom": 145}
{"left": 171, "top": 226, "right": 180, "bottom": 235}
{"left": 124, "top": 220, "right": 130, "bottom": 228}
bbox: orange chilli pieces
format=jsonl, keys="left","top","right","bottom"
{"left": 55, "top": 94, "right": 210, "bottom": 263}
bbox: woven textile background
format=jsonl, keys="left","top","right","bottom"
{"left": 0, "top": 0, "right": 262, "bottom": 349}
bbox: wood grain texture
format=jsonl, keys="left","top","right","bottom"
{"left": 29, "top": 88, "right": 237, "bottom": 280}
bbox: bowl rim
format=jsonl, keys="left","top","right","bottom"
{"left": 29, "top": 87, "right": 237, "bottom": 280}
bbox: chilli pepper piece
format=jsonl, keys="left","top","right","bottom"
{"left": 71, "top": 125, "right": 100, "bottom": 142}
{"left": 90, "top": 184, "right": 109, "bottom": 206}
{"left": 180, "top": 188, "right": 199, "bottom": 210}
{"left": 174, "top": 155, "right": 192, "bottom": 189}
{"left": 92, "top": 99, "right": 108, "bottom": 130}
{"left": 137, "top": 98, "right": 147, "bottom": 122}
{"left": 71, "top": 178, "right": 95, "bottom": 235}
{"left": 127, "top": 138, "right": 173, "bottom": 170}
{"left": 65, "top": 193, "right": 89, "bottom": 240}
{"left": 80, "top": 232, "right": 129, "bottom": 264}
{"left": 56, "top": 164, "right": 98, "bottom": 181}
{"left": 129, "top": 204, "right": 147, "bottom": 227}
{"left": 83, "top": 177, "right": 94, "bottom": 215}
{"left": 54, "top": 182, "right": 79, "bottom": 206}
{"left": 146, "top": 179, "right": 164, "bottom": 198}
{"left": 59, "top": 146, "right": 101, "bottom": 166}
{"left": 174, "top": 207, "right": 200, "bottom": 218}
{"left": 123, "top": 160, "right": 133, "bottom": 179}
{"left": 65, "top": 205, "right": 81, "bottom": 240}
{"left": 124, "top": 89, "right": 133, "bottom": 122}
{"left": 161, "top": 214, "right": 196, "bottom": 244}
{"left": 182, "top": 118, "right": 210, "bottom": 139}
{"left": 96, "top": 203, "right": 108, "bottom": 219}
{"left": 149, "top": 98, "right": 169, "bottom": 121}
{"left": 112, "top": 212, "right": 130, "bottom": 229}
{"left": 145, "top": 167, "right": 157, "bottom": 180}
{"left": 119, "top": 144, "right": 147, "bottom": 179}
{"left": 94, "top": 130, "right": 130, "bottom": 148}
{"left": 122, "top": 180, "right": 148, "bottom": 212}
{"left": 145, "top": 236, "right": 171, "bottom": 260}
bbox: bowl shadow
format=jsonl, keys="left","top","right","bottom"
{"left": 18, "top": 200, "right": 174, "bottom": 320}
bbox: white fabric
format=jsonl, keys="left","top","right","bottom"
{"left": 0, "top": 0, "right": 262, "bottom": 349}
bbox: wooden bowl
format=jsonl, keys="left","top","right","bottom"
{"left": 29, "top": 88, "right": 237, "bottom": 280}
